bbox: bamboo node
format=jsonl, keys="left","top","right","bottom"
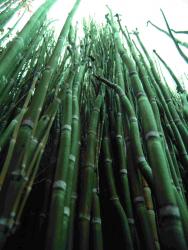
{"left": 72, "top": 96, "right": 77, "bottom": 101}
{"left": 27, "top": 186, "right": 32, "bottom": 192}
{"left": 144, "top": 187, "right": 151, "bottom": 193}
{"left": 134, "top": 196, "right": 144, "bottom": 204}
{"left": 64, "top": 207, "right": 70, "bottom": 217}
{"left": 88, "top": 129, "right": 97, "bottom": 136}
{"left": 79, "top": 214, "right": 90, "bottom": 221}
{"left": 137, "top": 156, "right": 146, "bottom": 164}
{"left": 117, "top": 112, "right": 122, "bottom": 117}
{"left": 32, "top": 137, "right": 38, "bottom": 145}
{"left": 159, "top": 205, "right": 180, "bottom": 219}
{"left": 128, "top": 218, "right": 134, "bottom": 224}
{"left": 129, "top": 116, "right": 137, "bottom": 123}
{"left": 136, "top": 91, "right": 146, "bottom": 99}
{"left": 116, "top": 134, "right": 122, "bottom": 139}
{"left": 69, "top": 154, "right": 76, "bottom": 162}
{"left": 110, "top": 196, "right": 119, "bottom": 201}
{"left": 45, "top": 65, "right": 51, "bottom": 71}
{"left": 93, "top": 107, "right": 101, "bottom": 113}
{"left": 104, "top": 158, "right": 112, "bottom": 164}
{"left": 145, "top": 131, "right": 160, "bottom": 141}
{"left": 92, "top": 188, "right": 97, "bottom": 193}
{"left": 119, "top": 169, "right": 128, "bottom": 175}
{"left": 10, "top": 138, "right": 16, "bottom": 145}
{"left": 53, "top": 180, "right": 67, "bottom": 191}
{"left": 66, "top": 89, "right": 72, "bottom": 95}
{"left": 103, "top": 136, "right": 109, "bottom": 141}
{"left": 84, "top": 163, "right": 95, "bottom": 169}
{"left": 62, "top": 124, "right": 72, "bottom": 132}
{"left": 10, "top": 212, "right": 16, "bottom": 219}
{"left": 92, "top": 217, "right": 102, "bottom": 224}
{"left": 72, "top": 115, "right": 79, "bottom": 121}
{"left": 12, "top": 119, "right": 18, "bottom": 125}
{"left": 150, "top": 97, "right": 156, "bottom": 102}
{"left": 22, "top": 119, "right": 34, "bottom": 129}
{"left": 147, "top": 209, "right": 155, "bottom": 215}
{"left": 71, "top": 193, "right": 77, "bottom": 199}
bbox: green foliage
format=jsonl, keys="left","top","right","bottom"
{"left": 0, "top": 2, "right": 187, "bottom": 250}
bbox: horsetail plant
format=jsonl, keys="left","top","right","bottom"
{"left": 0, "top": 2, "right": 187, "bottom": 250}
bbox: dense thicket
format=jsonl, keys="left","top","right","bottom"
{"left": 0, "top": 1, "right": 188, "bottom": 250}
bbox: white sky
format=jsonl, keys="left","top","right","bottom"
{"left": 7, "top": 0, "right": 188, "bottom": 90}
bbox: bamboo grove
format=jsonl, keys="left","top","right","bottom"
{"left": 0, "top": 0, "right": 188, "bottom": 249}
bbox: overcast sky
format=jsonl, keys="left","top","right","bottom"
{"left": 18, "top": 0, "right": 188, "bottom": 90}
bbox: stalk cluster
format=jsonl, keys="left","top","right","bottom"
{"left": 0, "top": 1, "right": 188, "bottom": 250}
